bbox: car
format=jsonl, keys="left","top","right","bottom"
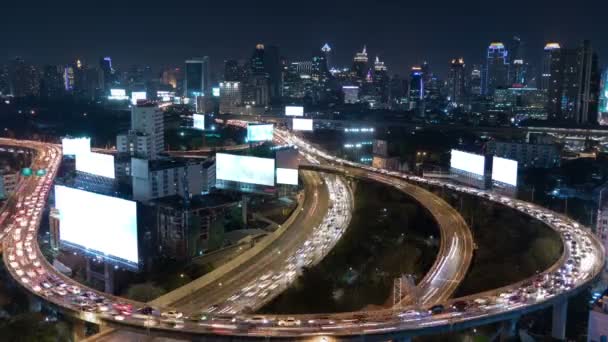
{"left": 278, "top": 317, "right": 301, "bottom": 326}
{"left": 246, "top": 316, "right": 270, "bottom": 324}
{"left": 429, "top": 305, "right": 444, "bottom": 315}
{"left": 452, "top": 301, "right": 468, "bottom": 312}
{"left": 161, "top": 310, "right": 183, "bottom": 320}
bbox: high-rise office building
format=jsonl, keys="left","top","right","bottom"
{"left": 447, "top": 58, "right": 466, "bottom": 107}
{"left": 224, "top": 59, "right": 247, "bottom": 82}
{"left": 219, "top": 81, "right": 242, "bottom": 114}
{"left": 40, "top": 65, "right": 64, "bottom": 99}
{"left": 117, "top": 103, "right": 165, "bottom": 160}
{"left": 8, "top": 57, "right": 40, "bottom": 97}
{"left": 372, "top": 56, "right": 389, "bottom": 104}
{"left": 509, "top": 36, "right": 527, "bottom": 86}
{"left": 352, "top": 46, "right": 369, "bottom": 80}
{"left": 184, "top": 57, "right": 210, "bottom": 98}
{"left": 408, "top": 66, "right": 424, "bottom": 110}
{"left": 484, "top": 42, "right": 509, "bottom": 95}
{"left": 0, "top": 65, "right": 9, "bottom": 95}
{"left": 263, "top": 45, "right": 282, "bottom": 101}
{"left": 548, "top": 40, "right": 600, "bottom": 124}
{"left": 250, "top": 44, "right": 266, "bottom": 75}
{"left": 599, "top": 69, "right": 608, "bottom": 126}
{"left": 468, "top": 64, "right": 483, "bottom": 96}
{"left": 321, "top": 43, "right": 332, "bottom": 69}
{"left": 540, "top": 43, "right": 561, "bottom": 91}
{"left": 99, "top": 57, "right": 114, "bottom": 91}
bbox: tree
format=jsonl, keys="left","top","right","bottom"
{"left": 124, "top": 282, "right": 166, "bottom": 302}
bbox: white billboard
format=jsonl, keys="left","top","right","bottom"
{"left": 285, "top": 106, "right": 304, "bottom": 117}
{"left": 110, "top": 89, "right": 126, "bottom": 97}
{"left": 76, "top": 152, "right": 115, "bottom": 179}
{"left": 216, "top": 153, "right": 275, "bottom": 186}
{"left": 276, "top": 168, "right": 298, "bottom": 185}
{"left": 450, "top": 149, "right": 485, "bottom": 176}
{"left": 62, "top": 137, "right": 91, "bottom": 157}
{"left": 492, "top": 156, "right": 518, "bottom": 186}
{"left": 130, "top": 91, "right": 147, "bottom": 105}
{"left": 292, "top": 118, "right": 313, "bottom": 131}
{"left": 246, "top": 124, "right": 274, "bottom": 142}
{"left": 55, "top": 185, "right": 138, "bottom": 264}
{"left": 193, "top": 114, "right": 205, "bottom": 130}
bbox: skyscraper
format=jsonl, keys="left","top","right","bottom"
{"left": 540, "top": 43, "right": 561, "bottom": 91}
{"left": 9, "top": 57, "right": 40, "bottom": 97}
{"left": 447, "top": 58, "right": 466, "bottom": 107}
{"left": 321, "top": 43, "right": 332, "bottom": 69}
{"left": 352, "top": 46, "right": 369, "bottom": 80}
{"left": 99, "top": 57, "right": 114, "bottom": 91}
{"left": 599, "top": 69, "right": 608, "bottom": 126}
{"left": 263, "top": 45, "right": 282, "bottom": 101}
{"left": 547, "top": 40, "right": 599, "bottom": 124}
{"left": 509, "top": 36, "right": 527, "bottom": 86}
{"left": 484, "top": 42, "right": 509, "bottom": 95}
{"left": 408, "top": 66, "right": 424, "bottom": 110}
{"left": 40, "top": 65, "right": 64, "bottom": 98}
{"left": 468, "top": 64, "right": 483, "bottom": 96}
{"left": 184, "top": 57, "right": 210, "bottom": 98}
{"left": 372, "top": 56, "right": 389, "bottom": 104}
{"left": 250, "top": 44, "right": 266, "bottom": 75}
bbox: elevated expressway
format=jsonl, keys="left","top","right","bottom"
{"left": 0, "top": 136, "right": 604, "bottom": 341}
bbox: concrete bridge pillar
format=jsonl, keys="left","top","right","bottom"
{"left": 551, "top": 299, "right": 568, "bottom": 341}
{"left": 71, "top": 319, "right": 88, "bottom": 342}
{"left": 500, "top": 317, "right": 518, "bottom": 341}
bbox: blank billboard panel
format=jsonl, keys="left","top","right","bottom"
{"left": 276, "top": 168, "right": 298, "bottom": 185}
{"left": 285, "top": 106, "right": 304, "bottom": 117}
{"left": 216, "top": 153, "right": 275, "bottom": 186}
{"left": 450, "top": 149, "right": 485, "bottom": 176}
{"left": 62, "top": 137, "right": 91, "bottom": 157}
{"left": 76, "top": 152, "right": 115, "bottom": 179}
{"left": 292, "top": 118, "right": 313, "bottom": 131}
{"left": 246, "top": 124, "right": 274, "bottom": 142}
{"left": 492, "top": 156, "right": 518, "bottom": 186}
{"left": 193, "top": 114, "right": 205, "bottom": 130}
{"left": 55, "top": 185, "right": 138, "bottom": 265}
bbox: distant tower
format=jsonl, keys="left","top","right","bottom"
{"left": 352, "top": 45, "right": 369, "bottom": 80}
{"left": 184, "top": 57, "right": 210, "bottom": 98}
{"left": 540, "top": 42, "right": 561, "bottom": 91}
{"left": 484, "top": 42, "right": 509, "bottom": 95}
{"left": 321, "top": 43, "right": 332, "bottom": 69}
{"left": 447, "top": 58, "right": 466, "bottom": 107}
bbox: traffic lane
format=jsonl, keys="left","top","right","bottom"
{"left": 174, "top": 170, "right": 327, "bottom": 312}
{"left": 170, "top": 170, "right": 329, "bottom": 312}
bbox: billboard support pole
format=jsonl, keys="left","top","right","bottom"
{"left": 242, "top": 194, "right": 248, "bottom": 228}
{"left": 104, "top": 262, "right": 115, "bottom": 294}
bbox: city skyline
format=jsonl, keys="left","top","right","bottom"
{"left": 2, "top": 1, "right": 607, "bottom": 77}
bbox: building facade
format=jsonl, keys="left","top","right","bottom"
{"left": 485, "top": 140, "right": 561, "bottom": 169}
{"left": 131, "top": 158, "right": 216, "bottom": 203}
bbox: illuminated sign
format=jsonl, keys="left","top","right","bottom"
{"left": 285, "top": 106, "right": 304, "bottom": 117}
{"left": 55, "top": 185, "right": 138, "bottom": 265}
{"left": 246, "top": 123, "right": 274, "bottom": 142}
{"left": 76, "top": 152, "right": 115, "bottom": 179}
{"left": 492, "top": 156, "right": 518, "bottom": 186}
{"left": 212, "top": 87, "right": 220, "bottom": 97}
{"left": 292, "top": 118, "right": 313, "bottom": 131}
{"left": 130, "top": 91, "right": 147, "bottom": 105}
{"left": 276, "top": 168, "right": 298, "bottom": 185}
{"left": 193, "top": 114, "right": 205, "bottom": 130}
{"left": 216, "top": 153, "right": 275, "bottom": 186}
{"left": 450, "top": 149, "right": 485, "bottom": 177}
{"left": 61, "top": 137, "right": 91, "bottom": 157}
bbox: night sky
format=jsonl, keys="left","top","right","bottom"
{"left": 2, "top": 0, "right": 607, "bottom": 77}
